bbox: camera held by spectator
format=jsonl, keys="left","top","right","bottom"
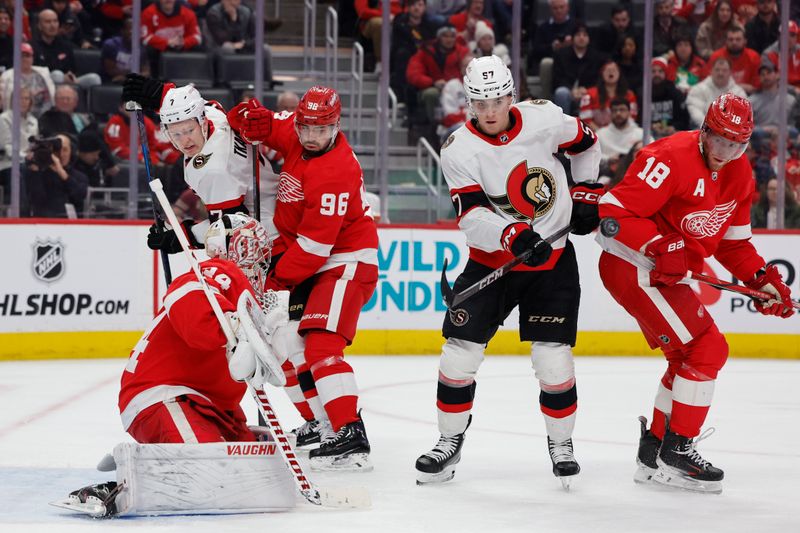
{"left": 28, "top": 135, "right": 63, "bottom": 169}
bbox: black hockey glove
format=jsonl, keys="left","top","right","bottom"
{"left": 502, "top": 223, "right": 553, "bottom": 267}
{"left": 569, "top": 182, "right": 605, "bottom": 235}
{"left": 122, "top": 73, "right": 165, "bottom": 111}
{"left": 147, "top": 220, "right": 198, "bottom": 254}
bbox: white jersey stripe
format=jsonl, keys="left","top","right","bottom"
{"left": 315, "top": 372, "right": 358, "bottom": 406}
{"left": 598, "top": 191, "right": 625, "bottom": 209}
{"left": 326, "top": 263, "right": 357, "bottom": 331}
{"left": 165, "top": 400, "right": 199, "bottom": 443}
{"left": 672, "top": 375, "right": 715, "bottom": 407}
{"left": 654, "top": 382, "right": 673, "bottom": 414}
{"left": 163, "top": 282, "right": 218, "bottom": 313}
{"left": 120, "top": 385, "right": 209, "bottom": 430}
{"left": 637, "top": 267, "right": 694, "bottom": 344}
{"left": 722, "top": 224, "right": 752, "bottom": 240}
{"left": 316, "top": 249, "right": 378, "bottom": 274}
{"left": 296, "top": 234, "right": 334, "bottom": 257}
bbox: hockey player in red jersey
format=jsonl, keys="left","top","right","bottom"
{"left": 413, "top": 55, "right": 604, "bottom": 488}
{"left": 229, "top": 86, "right": 379, "bottom": 470}
{"left": 597, "top": 94, "right": 795, "bottom": 494}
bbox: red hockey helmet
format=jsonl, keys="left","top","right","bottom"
{"left": 295, "top": 86, "right": 341, "bottom": 126}
{"left": 702, "top": 93, "right": 753, "bottom": 144}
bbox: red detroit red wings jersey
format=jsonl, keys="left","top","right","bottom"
{"left": 598, "top": 130, "right": 764, "bottom": 280}
{"left": 118, "top": 258, "right": 252, "bottom": 430}
{"left": 254, "top": 111, "right": 378, "bottom": 288}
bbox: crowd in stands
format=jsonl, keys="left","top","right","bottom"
{"left": 0, "top": 0, "right": 799, "bottom": 227}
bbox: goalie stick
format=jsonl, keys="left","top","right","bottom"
{"left": 440, "top": 224, "right": 573, "bottom": 309}
{"left": 149, "top": 178, "right": 371, "bottom": 509}
{"left": 599, "top": 218, "right": 800, "bottom": 309}
{"left": 125, "top": 101, "right": 173, "bottom": 285}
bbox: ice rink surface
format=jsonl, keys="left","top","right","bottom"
{"left": 0, "top": 355, "right": 797, "bottom": 533}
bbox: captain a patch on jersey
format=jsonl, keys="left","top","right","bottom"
{"left": 488, "top": 161, "right": 557, "bottom": 221}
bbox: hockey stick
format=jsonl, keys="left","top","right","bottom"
{"left": 251, "top": 144, "right": 261, "bottom": 221}
{"left": 599, "top": 218, "right": 800, "bottom": 309}
{"left": 440, "top": 224, "right": 573, "bottom": 309}
{"left": 125, "top": 101, "right": 172, "bottom": 285}
{"left": 149, "top": 177, "right": 370, "bottom": 509}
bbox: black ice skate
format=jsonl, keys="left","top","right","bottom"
{"left": 290, "top": 418, "right": 333, "bottom": 449}
{"left": 548, "top": 437, "right": 580, "bottom": 490}
{"left": 634, "top": 416, "right": 662, "bottom": 484}
{"left": 309, "top": 415, "right": 372, "bottom": 471}
{"left": 50, "top": 481, "right": 122, "bottom": 518}
{"left": 652, "top": 428, "right": 724, "bottom": 494}
{"left": 415, "top": 416, "right": 471, "bottom": 485}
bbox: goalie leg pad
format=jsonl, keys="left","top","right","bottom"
{"left": 111, "top": 441, "right": 296, "bottom": 516}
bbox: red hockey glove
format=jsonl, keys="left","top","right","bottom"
{"left": 570, "top": 182, "right": 605, "bottom": 235}
{"left": 227, "top": 98, "right": 273, "bottom": 143}
{"left": 501, "top": 223, "right": 553, "bottom": 267}
{"left": 644, "top": 234, "right": 687, "bottom": 287}
{"left": 745, "top": 265, "right": 795, "bottom": 318}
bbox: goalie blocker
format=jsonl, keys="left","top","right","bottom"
{"left": 51, "top": 441, "right": 296, "bottom": 517}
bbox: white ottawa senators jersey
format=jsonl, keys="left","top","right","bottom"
{"left": 184, "top": 104, "right": 279, "bottom": 243}
{"left": 441, "top": 99, "right": 601, "bottom": 270}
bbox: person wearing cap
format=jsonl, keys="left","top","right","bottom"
{"left": 48, "top": 0, "right": 92, "bottom": 49}
{"left": 74, "top": 130, "right": 119, "bottom": 187}
{"left": 749, "top": 63, "right": 799, "bottom": 129}
{"left": 471, "top": 20, "right": 510, "bottom": 66}
{"left": 406, "top": 24, "right": 471, "bottom": 127}
{"left": 761, "top": 20, "right": 800, "bottom": 89}
{"left": 647, "top": 56, "right": 690, "bottom": 139}
{"left": 745, "top": 0, "right": 779, "bottom": 54}
{"left": 552, "top": 22, "right": 608, "bottom": 114}
{"left": 354, "top": 0, "right": 404, "bottom": 74}
{"left": 686, "top": 56, "right": 746, "bottom": 127}
{"left": 0, "top": 42, "right": 55, "bottom": 117}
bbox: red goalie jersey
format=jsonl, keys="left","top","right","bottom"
{"left": 598, "top": 130, "right": 764, "bottom": 281}
{"left": 118, "top": 258, "right": 252, "bottom": 431}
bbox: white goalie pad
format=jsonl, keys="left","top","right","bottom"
{"left": 112, "top": 441, "right": 296, "bottom": 516}
{"left": 237, "top": 291, "right": 287, "bottom": 387}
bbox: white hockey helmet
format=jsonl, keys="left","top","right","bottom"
{"left": 159, "top": 84, "right": 206, "bottom": 126}
{"left": 205, "top": 214, "right": 272, "bottom": 296}
{"left": 463, "top": 55, "right": 516, "bottom": 103}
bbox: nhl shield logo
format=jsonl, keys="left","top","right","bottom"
{"left": 32, "top": 239, "right": 65, "bottom": 283}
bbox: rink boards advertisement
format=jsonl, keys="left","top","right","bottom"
{"left": 0, "top": 220, "right": 798, "bottom": 359}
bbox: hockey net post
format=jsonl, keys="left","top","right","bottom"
{"left": 599, "top": 217, "right": 799, "bottom": 309}
{"left": 149, "top": 178, "right": 370, "bottom": 509}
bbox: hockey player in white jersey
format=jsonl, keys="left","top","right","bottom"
{"left": 122, "top": 74, "right": 280, "bottom": 252}
{"left": 414, "top": 55, "right": 604, "bottom": 489}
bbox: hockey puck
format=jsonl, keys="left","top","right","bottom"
{"left": 599, "top": 218, "right": 620, "bottom": 238}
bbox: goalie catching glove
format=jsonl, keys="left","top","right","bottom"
{"left": 746, "top": 265, "right": 795, "bottom": 318}
{"left": 227, "top": 290, "right": 290, "bottom": 388}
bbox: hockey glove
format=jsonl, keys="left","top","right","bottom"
{"left": 122, "top": 73, "right": 165, "bottom": 111}
{"left": 569, "top": 182, "right": 605, "bottom": 235}
{"left": 502, "top": 223, "right": 553, "bottom": 267}
{"left": 644, "top": 233, "right": 687, "bottom": 287}
{"left": 146, "top": 220, "right": 199, "bottom": 254}
{"left": 227, "top": 99, "right": 272, "bottom": 143}
{"left": 745, "top": 265, "right": 795, "bottom": 318}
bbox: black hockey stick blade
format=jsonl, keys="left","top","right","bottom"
{"left": 440, "top": 258, "right": 456, "bottom": 307}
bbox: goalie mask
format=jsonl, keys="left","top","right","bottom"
{"left": 205, "top": 214, "right": 272, "bottom": 301}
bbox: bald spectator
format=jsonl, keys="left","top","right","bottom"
{"left": 529, "top": 0, "right": 576, "bottom": 71}
{"left": 276, "top": 91, "right": 299, "bottom": 113}
{"left": 33, "top": 10, "right": 101, "bottom": 90}
{"left": 686, "top": 57, "right": 747, "bottom": 127}
{"left": 0, "top": 43, "right": 55, "bottom": 117}
{"left": 38, "top": 84, "right": 93, "bottom": 136}
{"left": 48, "top": 0, "right": 91, "bottom": 49}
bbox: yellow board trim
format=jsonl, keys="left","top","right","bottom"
{"left": 1, "top": 330, "right": 798, "bottom": 360}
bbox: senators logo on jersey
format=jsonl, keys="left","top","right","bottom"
{"left": 192, "top": 153, "right": 212, "bottom": 169}
{"left": 680, "top": 199, "right": 737, "bottom": 238}
{"left": 488, "top": 161, "right": 556, "bottom": 221}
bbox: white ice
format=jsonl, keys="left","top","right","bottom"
{"left": 1, "top": 355, "right": 798, "bottom": 533}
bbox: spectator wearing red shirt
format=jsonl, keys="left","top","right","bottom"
{"left": 354, "top": 0, "right": 404, "bottom": 73}
{"left": 579, "top": 60, "right": 638, "bottom": 131}
{"left": 449, "top": 0, "right": 492, "bottom": 46}
{"left": 104, "top": 102, "right": 180, "bottom": 165}
{"left": 142, "top": 0, "right": 202, "bottom": 76}
{"left": 406, "top": 25, "right": 470, "bottom": 125}
{"left": 762, "top": 20, "right": 800, "bottom": 90}
{"left": 704, "top": 26, "right": 761, "bottom": 93}
{"left": 695, "top": 0, "right": 742, "bottom": 60}
{"left": 666, "top": 32, "right": 706, "bottom": 94}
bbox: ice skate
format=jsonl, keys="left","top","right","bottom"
{"left": 309, "top": 415, "right": 372, "bottom": 471}
{"left": 50, "top": 481, "right": 122, "bottom": 518}
{"left": 290, "top": 418, "right": 333, "bottom": 450}
{"left": 415, "top": 416, "right": 471, "bottom": 485}
{"left": 652, "top": 428, "right": 724, "bottom": 494}
{"left": 548, "top": 437, "right": 580, "bottom": 490}
{"left": 634, "top": 416, "right": 662, "bottom": 484}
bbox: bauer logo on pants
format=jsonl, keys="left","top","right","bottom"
{"left": 32, "top": 239, "right": 65, "bottom": 283}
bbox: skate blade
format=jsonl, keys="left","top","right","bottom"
{"left": 310, "top": 453, "right": 373, "bottom": 472}
{"left": 416, "top": 465, "right": 457, "bottom": 485}
{"left": 651, "top": 467, "right": 723, "bottom": 494}
{"left": 557, "top": 473, "right": 578, "bottom": 491}
{"left": 49, "top": 497, "right": 108, "bottom": 518}
{"left": 633, "top": 462, "right": 656, "bottom": 484}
